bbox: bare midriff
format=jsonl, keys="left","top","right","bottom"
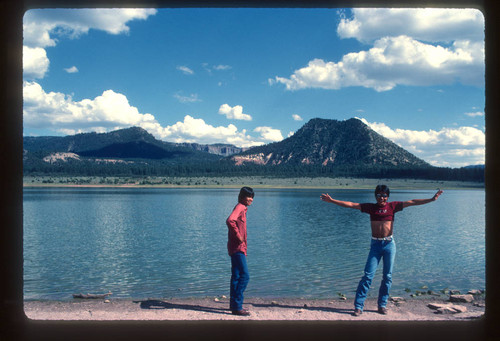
{"left": 370, "top": 220, "right": 394, "bottom": 238}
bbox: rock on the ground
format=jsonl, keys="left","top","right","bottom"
{"left": 390, "top": 297, "right": 406, "bottom": 303}
{"left": 427, "top": 303, "right": 467, "bottom": 314}
{"left": 449, "top": 294, "right": 474, "bottom": 303}
{"left": 437, "top": 306, "right": 468, "bottom": 314}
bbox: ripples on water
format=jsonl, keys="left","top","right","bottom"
{"left": 23, "top": 188, "right": 485, "bottom": 300}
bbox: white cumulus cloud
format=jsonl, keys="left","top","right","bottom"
{"left": 64, "top": 66, "right": 79, "bottom": 73}
{"left": 356, "top": 117, "right": 485, "bottom": 167}
{"left": 23, "top": 8, "right": 157, "bottom": 48}
{"left": 157, "top": 115, "right": 262, "bottom": 147}
{"left": 23, "top": 82, "right": 267, "bottom": 148}
{"left": 273, "top": 35, "right": 484, "bottom": 92}
{"left": 272, "top": 8, "right": 484, "bottom": 92}
{"left": 22, "top": 8, "right": 157, "bottom": 79}
{"left": 337, "top": 8, "right": 484, "bottom": 44}
{"left": 218, "top": 104, "right": 252, "bottom": 121}
{"left": 292, "top": 114, "right": 303, "bottom": 121}
{"left": 23, "top": 46, "right": 49, "bottom": 79}
{"left": 23, "top": 81, "right": 158, "bottom": 134}
{"left": 254, "top": 126, "right": 284, "bottom": 142}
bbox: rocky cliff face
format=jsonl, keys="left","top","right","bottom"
{"left": 175, "top": 143, "right": 245, "bottom": 157}
{"left": 230, "top": 118, "right": 429, "bottom": 167}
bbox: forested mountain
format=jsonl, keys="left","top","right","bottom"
{"left": 23, "top": 127, "right": 224, "bottom": 162}
{"left": 231, "top": 118, "right": 429, "bottom": 167}
{"left": 22, "top": 120, "right": 484, "bottom": 182}
{"left": 24, "top": 126, "right": 158, "bottom": 153}
{"left": 24, "top": 127, "right": 220, "bottom": 159}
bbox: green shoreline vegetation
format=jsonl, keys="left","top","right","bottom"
{"left": 23, "top": 175, "right": 484, "bottom": 190}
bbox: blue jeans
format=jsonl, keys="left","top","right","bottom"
{"left": 230, "top": 252, "right": 250, "bottom": 311}
{"left": 354, "top": 239, "right": 396, "bottom": 310}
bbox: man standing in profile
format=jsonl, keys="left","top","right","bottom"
{"left": 226, "top": 187, "right": 255, "bottom": 316}
{"left": 321, "top": 185, "right": 443, "bottom": 316}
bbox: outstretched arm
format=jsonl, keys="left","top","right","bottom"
{"left": 320, "top": 193, "right": 361, "bottom": 210}
{"left": 402, "top": 189, "right": 443, "bottom": 208}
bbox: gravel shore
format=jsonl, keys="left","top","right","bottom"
{"left": 23, "top": 296, "right": 484, "bottom": 321}
{"left": 3, "top": 296, "right": 487, "bottom": 341}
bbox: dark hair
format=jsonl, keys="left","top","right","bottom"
{"left": 375, "top": 184, "right": 390, "bottom": 197}
{"left": 238, "top": 186, "right": 254, "bottom": 204}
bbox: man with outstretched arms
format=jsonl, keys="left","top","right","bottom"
{"left": 321, "top": 185, "right": 443, "bottom": 316}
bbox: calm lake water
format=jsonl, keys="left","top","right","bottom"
{"left": 23, "top": 187, "right": 485, "bottom": 301}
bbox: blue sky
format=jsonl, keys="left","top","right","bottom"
{"left": 22, "top": 7, "right": 485, "bottom": 168}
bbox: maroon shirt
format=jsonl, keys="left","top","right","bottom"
{"left": 360, "top": 201, "right": 404, "bottom": 221}
{"left": 226, "top": 203, "right": 248, "bottom": 256}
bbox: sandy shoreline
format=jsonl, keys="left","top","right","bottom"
{"left": 23, "top": 296, "right": 485, "bottom": 321}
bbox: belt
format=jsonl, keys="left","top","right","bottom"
{"left": 372, "top": 235, "right": 393, "bottom": 241}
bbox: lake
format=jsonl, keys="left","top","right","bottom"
{"left": 23, "top": 187, "right": 485, "bottom": 301}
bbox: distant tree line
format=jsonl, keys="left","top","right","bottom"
{"left": 23, "top": 157, "right": 484, "bottom": 182}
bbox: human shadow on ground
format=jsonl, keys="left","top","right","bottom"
{"left": 249, "top": 302, "right": 354, "bottom": 316}
{"left": 135, "top": 299, "right": 360, "bottom": 317}
{"left": 134, "top": 299, "right": 232, "bottom": 316}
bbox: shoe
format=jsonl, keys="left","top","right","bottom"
{"left": 232, "top": 309, "right": 251, "bottom": 316}
{"left": 378, "top": 307, "right": 388, "bottom": 315}
{"left": 353, "top": 309, "right": 363, "bottom": 316}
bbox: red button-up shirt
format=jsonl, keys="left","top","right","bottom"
{"left": 226, "top": 203, "right": 248, "bottom": 256}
